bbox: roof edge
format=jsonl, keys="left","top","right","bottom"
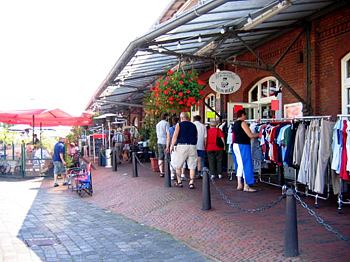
{"left": 86, "top": 0, "right": 229, "bottom": 110}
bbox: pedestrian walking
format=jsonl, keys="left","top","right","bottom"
{"left": 112, "top": 128, "right": 124, "bottom": 164}
{"left": 156, "top": 113, "right": 170, "bottom": 177}
{"left": 166, "top": 116, "right": 179, "bottom": 180}
{"left": 170, "top": 112, "right": 197, "bottom": 189}
{"left": 206, "top": 119, "right": 225, "bottom": 179}
{"left": 193, "top": 115, "right": 207, "bottom": 178}
{"left": 52, "top": 136, "right": 67, "bottom": 187}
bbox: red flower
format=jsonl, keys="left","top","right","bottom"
{"left": 197, "top": 79, "right": 206, "bottom": 85}
{"left": 179, "top": 80, "right": 184, "bottom": 85}
{"left": 186, "top": 90, "right": 190, "bottom": 94}
{"left": 169, "top": 101, "right": 174, "bottom": 105}
{"left": 199, "top": 90, "right": 205, "bottom": 96}
{"left": 163, "top": 81, "right": 168, "bottom": 87}
{"left": 163, "top": 90, "right": 169, "bottom": 95}
{"left": 178, "top": 101, "right": 184, "bottom": 105}
{"left": 167, "top": 69, "right": 174, "bottom": 75}
{"left": 181, "top": 74, "right": 185, "bottom": 78}
{"left": 166, "top": 76, "right": 170, "bottom": 81}
{"left": 178, "top": 92, "right": 183, "bottom": 97}
{"left": 168, "top": 96, "right": 174, "bottom": 101}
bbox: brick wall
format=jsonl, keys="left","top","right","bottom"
{"left": 198, "top": 4, "right": 350, "bottom": 117}
{"left": 315, "top": 5, "right": 350, "bottom": 116}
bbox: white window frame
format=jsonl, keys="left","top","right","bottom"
{"left": 190, "top": 103, "right": 199, "bottom": 121}
{"left": 248, "top": 76, "right": 280, "bottom": 119}
{"left": 341, "top": 52, "right": 350, "bottom": 114}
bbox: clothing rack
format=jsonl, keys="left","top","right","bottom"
{"left": 293, "top": 116, "right": 332, "bottom": 206}
{"left": 336, "top": 114, "right": 350, "bottom": 212}
{"left": 255, "top": 116, "right": 333, "bottom": 207}
{"left": 294, "top": 115, "right": 332, "bottom": 120}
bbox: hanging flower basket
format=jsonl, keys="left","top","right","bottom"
{"left": 145, "top": 69, "right": 206, "bottom": 113}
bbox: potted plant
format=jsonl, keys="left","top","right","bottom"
{"left": 139, "top": 111, "right": 160, "bottom": 172}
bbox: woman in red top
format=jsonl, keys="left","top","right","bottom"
{"left": 206, "top": 120, "right": 225, "bottom": 179}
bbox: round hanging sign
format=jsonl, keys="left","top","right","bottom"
{"left": 209, "top": 70, "right": 242, "bottom": 94}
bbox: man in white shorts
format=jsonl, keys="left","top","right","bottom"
{"left": 170, "top": 112, "right": 198, "bottom": 189}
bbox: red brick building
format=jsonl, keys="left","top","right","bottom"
{"left": 196, "top": 3, "right": 350, "bottom": 122}
{"left": 88, "top": 0, "right": 350, "bottom": 125}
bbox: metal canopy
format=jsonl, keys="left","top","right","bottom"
{"left": 87, "top": 0, "right": 338, "bottom": 113}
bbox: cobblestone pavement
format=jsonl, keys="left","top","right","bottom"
{"left": 0, "top": 177, "right": 210, "bottom": 261}
{"left": 85, "top": 162, "right": 350, "bottom": 262}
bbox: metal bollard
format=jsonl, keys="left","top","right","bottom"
{"left": 132, "top": 151, "right": 138, "bottom": 177}
{"left": 112, "top": 148, "right": 115, "bottom": 169}
{"left": 202, "top": 168, "right": 211, "bottom": 210}
{"left": 164, "top": 155, "right": 171, "bottom": 188}
{"left": 113, "top": 148, "right": 118, "bottom": 172}
{"left": 284, "top": 188, "right": 299, "bottom": 257}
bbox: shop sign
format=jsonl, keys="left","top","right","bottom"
{"left": 284, "top": 102, "right": 303, "bottom": 118}
{"left": 209, "top": 71, "right": 242, "bottom": 94}
{"left": 206, "top": 111, "right": 216, "bottom": 119}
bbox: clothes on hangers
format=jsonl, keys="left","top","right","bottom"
{"left": 331, "top": 119, "right": 350, "bottom": 180}
{"left": 314, "top": 119, "right": 335, "bottom": 194}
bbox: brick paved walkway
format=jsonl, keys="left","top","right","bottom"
{"left": 0, "top": 177, "right": 209, "bottom": 261}
{"left": 84, "top": 162, "right": 350, "bottom": 262}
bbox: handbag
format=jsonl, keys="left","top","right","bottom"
{"left": 216, "top": 128, "right": 224, "bottom": 148}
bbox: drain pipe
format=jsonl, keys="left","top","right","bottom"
{"left": 87, "top": 0, "right": 229, "bottom": 109}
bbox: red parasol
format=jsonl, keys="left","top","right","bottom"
{"left": 0, "top": 108, "right": 93, "bottom": 127}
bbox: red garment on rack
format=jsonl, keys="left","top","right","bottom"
{"left": 340, "top": 120, "right": 350, "bottom": 180}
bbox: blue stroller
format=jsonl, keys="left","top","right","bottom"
{"left": 67, "top": 163, "right": 93, "bottom": 197}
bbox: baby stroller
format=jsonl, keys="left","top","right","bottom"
{"left": 67, "top": 163, "right": 93, "bottom": 197}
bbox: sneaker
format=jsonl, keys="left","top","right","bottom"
{"left": 218, "top": 174, "right": 223, "bottom": 179}
{"left": 54, "top": 183, "right": 59, "bottom": 187}
{"left": 171, "top": 174, "right": 176, "bottom": 180}
{"left": 181, "top": 174, "right": 186, "bottom": 181}
{"left": 63, "top": 182, "right": 68, "bottom": 186}
{"left": 210, "top": 175, "right": 215, "bottom": 180}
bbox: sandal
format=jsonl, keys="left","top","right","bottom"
{"left": 236, "top": 186, "right": 243, "bottom": 191}
{"left": 160, "top": 173, "right": 165, "bottom": 177}
{"left": 243, "top": 186, "right": 257, "bottom": 192}
{"left": 174, "top": 181, "right": 183, "bottom": 187}
{"left": 189, "top": 180, "right": 195, "bottom": 189}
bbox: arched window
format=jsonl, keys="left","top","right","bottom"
{"left": 341, "top": 53, "right": 350, "bottom": 114}
{"left": 248, "top": 77, "right": 280, "bottom": 119}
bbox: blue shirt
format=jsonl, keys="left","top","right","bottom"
{"left": 177, "top": 121, "right": 197, "bottom": 145}
{"left": 53, "top": 141, "right": 65, "bottom": 162}
{"left": 169, "top": 126, "right": 176, "bottom": 140}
